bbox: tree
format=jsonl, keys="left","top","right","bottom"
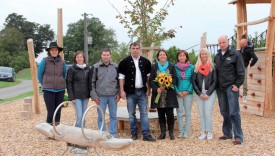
{"left": 64, "top": 17, "right": 118, "bottom": 65}
{"left": 110, "top": 0, "right": 180, "bottom": 48}
{"left": 34, "top": 24, "right": 55, "bottom": 53}
{"left": 111, "top": 42, "right": 130, "bottom": 64}
{"left": 4, "top": 13, "right": 54, "bottom": 54}
{"left": 0, "top": 28, "right": 25, "bottom": 54}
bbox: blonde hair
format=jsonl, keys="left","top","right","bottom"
{"left": 194, "top": 48, "right": 215, "bottom": 72}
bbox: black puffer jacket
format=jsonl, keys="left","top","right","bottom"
{"left": 214, "top": 46, "right": 245, "bottom": 90}
{"left": 66, "top": 64, "right": 90, "bottom": 100}
{"left": 192, "top": 66, "right": 217, "bottom": 96}
{"left": 240, "top": 44, "right": 258, "bottom": 68}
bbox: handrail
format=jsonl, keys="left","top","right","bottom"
{"left": 235, "top": 16, "right": 272, "bottom": 27}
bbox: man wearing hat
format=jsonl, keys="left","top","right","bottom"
{"left": 38, "top": 42, "right": 66, "bottom": 127}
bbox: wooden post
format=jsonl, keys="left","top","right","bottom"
{"left": 57, "top": 8, "right": 64, "bottom": 60}
{"left": 242, "top": 1, "right": 248, "bottom": 37}
{"left": 200, "top": 32, "right": 207, "bottom": 49}
{"left": 236, "top": 0, "right": 244, "bottom": 50}
{"left": 264, "top": 0, "right": 275, "bottom": 117}
{"left": 27, "top": 39, "right": 41, "bottom": 114}
{"left": 272, "top": 57, "right": 275, "bottom": 111}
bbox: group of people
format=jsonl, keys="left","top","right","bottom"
{"left": 38, "top": 33, "right": 258, "bottom": 145}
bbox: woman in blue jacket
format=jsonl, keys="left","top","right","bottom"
{"left": 174, "top": 50, "right": 194, "bottom": 138}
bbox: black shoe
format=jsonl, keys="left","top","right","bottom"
{"left": 143, "top": 134, "right": 156, "bottom": 142}
{"left": 158, "top": 132, "right": 166, "bottom": 140}
{"left": 131, "top": 134, "right": 138, "bottom": 140}
{"left": 169, "top": 132, "right": 175, "bottom": 140}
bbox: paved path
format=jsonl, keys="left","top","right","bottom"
{"left": 0, "top": 80, "right": 33, "bottom": 99}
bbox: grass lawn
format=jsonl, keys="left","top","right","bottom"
{"left": 0, "top": 80, "right": 22, "bottom": 89}
{"left": 0, "top": 91, "right": 34, "bottom": 104}
{"left": 16, "top": 68, "right": 32, "bottom": 80}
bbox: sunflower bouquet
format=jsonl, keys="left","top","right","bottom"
{"left": 154, "top": 73, "right": 174, "bottom": 103}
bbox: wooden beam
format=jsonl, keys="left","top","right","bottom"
{"left": 235, "top": 16, "right": 272, "bottom": 27}
{"left": 141, "top": 47, "right": 160, "bottom": 50}
{"left": 242, "top": 1, "right": 248, "bottom": 36}
{"left": 264, "top": 0, "right": 275, "bottom": 117}
{"left": 27, "top": 39, "right": 40, "bottom": 114}
{"left": 200, "top": 32, "right": 207, "bottom": 49}
{"left": 57, "top": 8, "right": 64, "bottom": 60}
{"left": 272, "top": 57, "right": 275, "bottom": 111}
{"left": 236, "top": 0, "right": 244, "bottom": 50}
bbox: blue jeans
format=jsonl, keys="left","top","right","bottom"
{"left": 176, "top": 94, "right": 193, "bottom": 136}
{"left": 75, "top": 99, "right": 89, "bottom": 128}
{"left": 97, "top": 96, "right": 117, "bottom": 137}
{"left": 195, "top": 91, "right": 216, "bottom": 131}
{"left": 126, "top": 90, "right": 150, "bottom": 136}
{"left": 217, "top": 87, "right": 243, "bottom": 141}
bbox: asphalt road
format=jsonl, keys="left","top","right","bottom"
{"left": 0, "top": 80, "right": 33, "bottom": 99}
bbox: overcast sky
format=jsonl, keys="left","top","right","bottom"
{"left": 0, "top": 0, "right": 270, "bottom": 51}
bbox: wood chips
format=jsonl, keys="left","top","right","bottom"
{"left": 0, "top": 97, "right": 274, "bottom": 156}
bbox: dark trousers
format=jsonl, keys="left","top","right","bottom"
{"left": 217, "top": 87, "right": 243, "bottom": 141}
{"left": 43, "top": 90, "right": 65, "bottom": 124}
{"left": 157, "top": 108, "right": 174, "bottom": 132}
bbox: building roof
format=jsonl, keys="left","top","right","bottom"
{"left": 229, "top": 0, "right": 271, "bottom": 4}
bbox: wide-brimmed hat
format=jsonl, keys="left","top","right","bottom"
{"left": 46, "top": 42, "right": 63, "bottom": 52}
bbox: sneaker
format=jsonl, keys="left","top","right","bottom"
{"left": 183, "top": 133, "right": 189, "bottom": 138}
{"left": 177, "top": 133, "right": 184, "bottom": 138}
{"left": 233, "top": 138, "right": 243, "bottom": 145}
{"left": 207, "top": 132, "right": 213, "bottom": 140}
{"left": 243, "top": 96, "right": 247, "bottom": 103}
{"left": 131, "top": 134, "right": 138, "bottom": 140}
{"left": 198, "top": 132, "right": 207, "bottom": 140}
{"left": 143, "top": 134, "right": 156, "bottom": 142}
{"left": 219, "top": 135, "right": 232, "bottom": 140}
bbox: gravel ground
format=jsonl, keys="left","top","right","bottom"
{"left": 0, "top": 96, "right": 274, "bottom": 156}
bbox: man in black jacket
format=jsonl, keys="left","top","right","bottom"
{"left": 214, "top": 36, "right": 245, "bottom": 145}
{"left": 240, "top": 33, "right": 258, "bottom": 103}
{"left": 118, "top": 42, "right": 156, "bottom": 142}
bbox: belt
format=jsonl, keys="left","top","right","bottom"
{"left": 135, "top": 88, "right": 143, "bottom": 91}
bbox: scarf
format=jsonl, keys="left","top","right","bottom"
{"left": 177, "top": 61, "right": 190, "bottom": 79}
{"left": 198, "top": 63, "right": 211, "bottom": 76}
{"left": 76, "top": 64, "right": 87, "bottom": 69}
{"left": 157, "top": 61, "right": 169, "bottom": 73}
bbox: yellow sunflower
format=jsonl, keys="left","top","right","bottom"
{"left": 158, "top": 78, "right": 164, "bottom": 84}
{"left": 168, "top": 76, "right": 172, "bottom": 83}
{"left": 165, "top": 81, "right": 170, "bottom": 87}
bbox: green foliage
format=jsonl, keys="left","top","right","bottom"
{"left": 166, "top": 46, "right": 178, "bottom": 64}
{"left": 188, "top": 49, "right": 198, "bottom": 65}
{"left": 111, "top": 43, "right": 130, "bottom": 64}
{"left": 9, "top": 52, "right": 30, "bottom": 72}
{"left": 0, "top": 28, "right": 25, "bottom": 53}
{"left": 64, "top": 17, "right": 118, "bottom": 65}
{"left": 4, "top": 13, "right": 54, "bottom": 54}
{"left": 112, "top": 0, "right": 179, "bottom": 47}
{"left": 16, "top": 68, "right": 32, "bottom": 80}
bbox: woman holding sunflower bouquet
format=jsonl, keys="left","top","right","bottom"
{"left": 149, "top": 50, "right": 178, "bottom": 140}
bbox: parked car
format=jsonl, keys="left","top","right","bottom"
{"left": 0, "top": 66, "right": 16, "bottom": 82}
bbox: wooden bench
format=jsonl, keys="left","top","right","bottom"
{"left": 107, "top": 107, "right": 177, "bottom": 131}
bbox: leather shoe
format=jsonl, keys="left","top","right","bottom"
{"left": 131, "top": 134, "right": 138, "bottom": 140}
{"left": 143, "top": 134, "right": 156, "bottom": 142}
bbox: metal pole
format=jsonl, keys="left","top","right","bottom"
{"left": 83, "top": 13, "right": 89, "bottom": 65}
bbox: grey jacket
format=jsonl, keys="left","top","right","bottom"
{"left": 90, "top": 60, "right": 119, "bottom": 100}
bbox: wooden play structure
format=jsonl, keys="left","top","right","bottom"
{"left": 229, "top": 0, "right": 275, "bottom": 117}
